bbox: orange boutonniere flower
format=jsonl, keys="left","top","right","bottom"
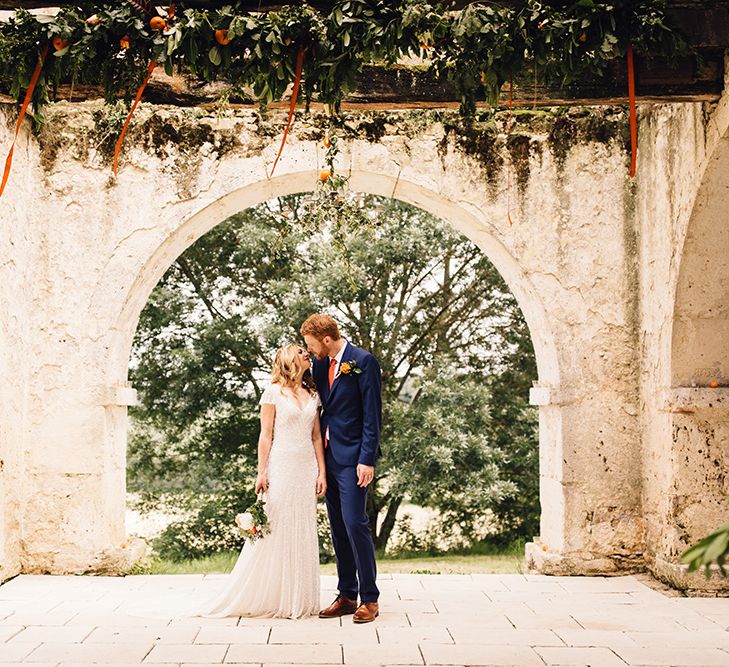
{"left": 339, "top": 359, "right": 363, "bottom": 376}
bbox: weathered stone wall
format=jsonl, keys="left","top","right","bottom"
{"left": 0, "top": 87, "right": 723, "bottom": 586}
{"left": 0, "top": 107, "right": 35, "bottom": 583}
{"left": 638, "top": 63, "right": 729, "bottom": 591}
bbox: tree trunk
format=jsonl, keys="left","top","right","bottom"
{"left": 374, "top": 496, "right": 402, "bottom": 552}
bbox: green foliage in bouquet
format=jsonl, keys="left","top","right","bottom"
{"left": 235, "top": 493, "right": 271, "bottom": 541}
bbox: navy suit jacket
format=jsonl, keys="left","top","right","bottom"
{"left": 313, "top": 341, "right": 383, "bottom": 467}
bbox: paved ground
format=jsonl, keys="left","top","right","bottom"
{"left": 1, "top": 572, "right": 729, "bottom": 666}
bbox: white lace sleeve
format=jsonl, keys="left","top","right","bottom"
{"left": 259, "top": 384, "right": 278, "bottom": 406}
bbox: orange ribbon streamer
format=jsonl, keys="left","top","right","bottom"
{"left": 113, "top": 4, "right": 175, "bottom": 176}
{"left": 269, "top": 45, "right": 306, "bottom": 178}
{"left": 113, "top": 59, "right": 158, "bottom": 176}
{"left": 506, "top": 77, "right": 514, "bottom": 226}
{"left": 0, "top": 45, "right": 49, "bottom": 199}
{"left": 627, "top": 43, "right": 637, "bottom": 178}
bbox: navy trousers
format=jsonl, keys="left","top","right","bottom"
{"left": 324, "top": 448, "right": 379, "bottom": 603}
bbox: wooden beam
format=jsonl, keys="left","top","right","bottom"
{"left": 0, "top": 54, "right": 721, "bottom": 108}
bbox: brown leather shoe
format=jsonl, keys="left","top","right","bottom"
{"left": 319, "top": 594, "right": 358, "bottom": 618}
{"left": 353, "top": 601, "right": 379, "bottom": 623}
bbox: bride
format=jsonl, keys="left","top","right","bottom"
{"left": 191, "top": 343, "right": 327, "bottom": 619}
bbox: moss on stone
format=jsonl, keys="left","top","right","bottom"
{"left": 132, "top": 112, "right": 239, "bottom": 160}
{"left": 547, "top": 107, "right": 628, "bottom": 172}
{"left": 506, "top": 134, "right": 533, "bottom": 193}
{"left": 29, "top": 101, "right": 629, "bottom": 197}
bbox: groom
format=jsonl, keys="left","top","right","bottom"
{"left": 301, "top": 314, "right": 382, "bottom": 623}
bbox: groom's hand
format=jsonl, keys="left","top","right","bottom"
{"left": 356, "top": 464, "right": 374, "bottom": 488}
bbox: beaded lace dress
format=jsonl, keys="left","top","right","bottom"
{"left": 189, "top": 383, "right": 322, "bottom": 619}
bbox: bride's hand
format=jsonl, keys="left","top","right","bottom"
{"left": 316, "top": 474, "right": 327, "bottom": 497}
{"left": 255, "top": 473, "right": 268, "bottom": 494}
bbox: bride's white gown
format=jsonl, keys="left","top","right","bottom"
{"left": 193, "top": 384, "right": 321, "bottom": 619}
{"left": 127, "top": 383, "right": 322, "bottom": 621}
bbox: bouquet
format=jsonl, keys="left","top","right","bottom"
{"left": 235, "top": 492, "right": 271, "bottom": 542}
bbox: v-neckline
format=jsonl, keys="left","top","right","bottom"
{"left": 280, "top": 387, "right": 310, "bottom": 412}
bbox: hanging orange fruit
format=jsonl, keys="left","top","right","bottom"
{"left": 579, "top": 32, "right": 587, "bottom": 43}
{"left": 323, "top": 135, "right": 331, "bottom": 148}
{"left": 150, "top": 16, "right": 167, "bottom": 31}
{"left": 119, "top": 35, "right": 131, "bottom": 49}
{"left": 215, "top": 29, "right": 231, "bottom": 45}
{"left": 52, "top": 35, "right": 69, "bottom": 51}
{"left": 319, "top": 169, "right": 331, "bottom": 183}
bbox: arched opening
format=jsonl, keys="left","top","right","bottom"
{"left": 104, "top": 172, "right": 563, "bottom": 568}
{"left": 661, "top": 128, "right": 729, "bottom": 577}
{"left": 671, "top": 133, "right": 729, "bottom": 388}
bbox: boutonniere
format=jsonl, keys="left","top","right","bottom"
{"left": 338, "top": 359, "right": 363, "bottom": 377}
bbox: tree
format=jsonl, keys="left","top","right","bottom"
{"left": 128, "top": 193, "right": 539, "bottom": 557}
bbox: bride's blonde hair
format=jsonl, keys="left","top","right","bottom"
{"left": 271, "top": 344, "right": 316, "bottom": 395}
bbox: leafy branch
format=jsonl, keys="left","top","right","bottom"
{"left": 0, "top": 0, "right": 687, "bottom": 129}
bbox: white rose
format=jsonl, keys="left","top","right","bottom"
{"left": 235, "top": 512, "right": 254, "bottom": 531}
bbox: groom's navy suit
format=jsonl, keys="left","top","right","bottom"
{"left": 313, "top": 340, "right": 382, "bottom": 603}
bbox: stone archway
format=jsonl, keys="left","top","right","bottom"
{"left": 105, "top": 170, "right": 563, "bottom": 566}
{"left": 644, "top": 94, "right": 729, "bottom": 591}
{"left": 0, "top": 102, "right": 655, "bottom": 580}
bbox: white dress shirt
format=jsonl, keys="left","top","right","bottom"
{"left": 329, "top": 338, "right": 348, "bottom": 380}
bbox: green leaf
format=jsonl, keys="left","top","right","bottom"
{"left": 704, "top": 531, "right": 729, "bottom": 564}
{"left": 208, "top": 46, "right": 222, "bottom": 66}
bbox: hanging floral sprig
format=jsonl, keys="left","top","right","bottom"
{"left": 298, "top": 127, "right": 381, "bottom": 286}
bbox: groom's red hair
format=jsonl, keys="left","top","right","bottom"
{"left": 300, "top": 314, "right": 340, "bottom": 340}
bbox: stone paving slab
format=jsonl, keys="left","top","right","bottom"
{"left": 1, "top": 573, "right": 729, "bottom": 665}
{"left": 534, "top": 646, "right": 626, "bottom": 666}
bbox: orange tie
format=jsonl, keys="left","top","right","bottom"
{"left": 325, "top": 357, "right": 337, "bottom": 449}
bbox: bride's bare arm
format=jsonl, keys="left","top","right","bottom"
{"left": 256, "top": 403, "right": 275, "bottom": 493}
{"left": 312, "top": 415, "right": 327, "bottom": 497}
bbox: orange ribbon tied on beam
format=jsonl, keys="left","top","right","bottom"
{"left": 269, "top": 45, "right": 307, "bottom": 178}
{"left": 627, "top": 43, "right": 637, "bottom": 178}
{"left": 0, "top": 44, "right": 49, "bottom": 199}
{"left": 112, "top": 59, "right": 158, "bottom": 176}
{"left": 113, "top": 3, "right": 175, "bottom": 177}
{"left": 506, "top": 77, "right": 514, "bottom": 226}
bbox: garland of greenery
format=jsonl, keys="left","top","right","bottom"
{"left": 0, "top": 0, "right": 684, "bottom": 128}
